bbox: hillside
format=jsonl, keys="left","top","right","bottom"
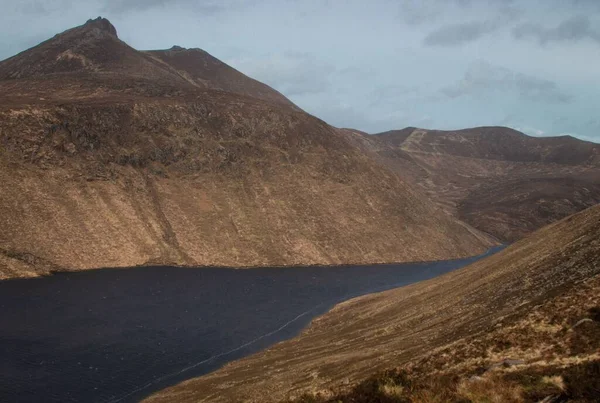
{"left": 144, "top": 46, "right": 296, "bottom": 108}
{"left": 353, "top": 127, "right": 600, "bottom": 242}
{"left": 146, "top": 204, "right": 600, "bottom": 403}
{"left": 381, "top": 126, "right": 600, "bottom": 165}
{"left": 0, "top": 19, "right": 495, "bottom": 279}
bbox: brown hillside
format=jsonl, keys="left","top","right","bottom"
{"left": 145, "top": 47, "right": 297, "bottom": 108}
{"left": 147, "top": 204, "right": 600, "bottom": 403}
{"left": 383, "top": 126, "right": 600, "bottom": 166}
{"left": 458, "top": 175, "right": 600, "bottom": 241}
{"left": 0, "top": 19, "right": 494, "bottom": 279}
{"left": 358, "top": 127, "right": 600, "bottom": 242}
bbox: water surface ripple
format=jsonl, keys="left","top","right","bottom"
{"left": 0, "top": 247, "right": 503, "bottom": 402}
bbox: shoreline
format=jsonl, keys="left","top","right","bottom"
{"left": 1, "top": 244, "right": 505, "bottom": 283}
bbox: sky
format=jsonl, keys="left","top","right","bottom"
{"left": 2, "top": 0, "right": 600, "bottom": 141}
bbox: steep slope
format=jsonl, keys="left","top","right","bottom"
{"left": 147, "top": 204, "right": 600, "bottom": 403}
{"left": 0, "top": 19, "right": 494, "bottom": 279}
{"left": 356, "top": 127, "right": 600, "bottom": 242}
{"left": 145, "top": 46, "right": 296, "bottom": 108}
{"left": 458, "top": 175, "right": 600, "bottom": 241}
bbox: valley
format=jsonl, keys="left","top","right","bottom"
{"left": 0, "top": 248, "right": 500, "bottom": 403}
{"left": 0, "top": 18, "right": 496, "bottom": 279}
{"left": 0, "top": 15, "right": 599, "bottom": 403}
{"left": 148, "top": 205, "right": 600, "bottom": 403}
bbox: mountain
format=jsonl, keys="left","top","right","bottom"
{"left": 144, "top": 46, "right": 296, "bottom": 108}
{"left": 0, "top": 17, "right": 295, "bottom": 107}
{"left": 147, "top": 204, "right": 600, "bottom": 402}
{"left": 349, "top": 126, "right": 600, "bottom": 242}
{"left": 377, "top": 126, "right": 600, "bottom": 165}
{"left": 0, "top": 19, "right": 495, "bottom": 279}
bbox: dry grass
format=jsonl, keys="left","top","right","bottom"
{"left": 290, "top": 360, "right": 600, "bottom": 402}
{"left": 357, "top": 127, "right": 600, "bottom": 243}
{"left": 146, "top": 205, "right": 600, "bottom": 403}
{"left": 456, "top": 375, "right": 523, "bottom": 403}
{"left": 283, "top": 274, "right": 600, "bottom": 402}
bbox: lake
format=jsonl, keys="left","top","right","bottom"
{"left": 0, "top": 247, "right": 503, "bottom": 402}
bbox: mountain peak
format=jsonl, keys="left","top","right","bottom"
{"left": 0, "top": 18, "right": 297, "bottom": 107}
{"left": 83, "top": 17, "right": 118, "bottom": 37}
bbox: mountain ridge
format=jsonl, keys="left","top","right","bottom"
{"left": 374, "top": 126, "right": 600, "bottom": 166}
{"left": 0, "top": 19, "right": 495, "bottom": 279}
{"left": 0, "top": 17, "right": 297, "bottom": 109}
{"left": 1, "top": 18, "right": 598, "bottom": 279}
{"left": 352, "top": 126, "right": 600, "bottom": 242}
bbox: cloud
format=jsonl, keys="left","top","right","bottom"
{"left": 306, "top": 100, "right": 435, "bottom": 134}
{"left": 513, "top": 15, "right": 600, "bottom": 45}
{"left": 423, "top": 21, "right": 496, "bottom": 46}
{"left": 399, "top": 1, "right": 442, "bottom": 26}
{"left": 367, "top": 85, "right": 420, "bottom": 108}
{"left": 421, "top": 4, "right": 521, "bottom": 47}
{"left": 227, "top": 53, "right": 335, "bottom": 97}
{"left": 102, "top": 0, "right": 171, "bottom": 12}
{"left": 442, "top": 61, "right": 572, "bottom": 103}
{"left": 11, "top": 0, "right": 73, "bottom": 15}
{"left": 101, "top": 0, "right": 250, "bottom": 13}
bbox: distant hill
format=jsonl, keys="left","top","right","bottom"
{"left": 349, "top": 126, "right": 600, "bottom": 242}
{"left": 378, "top": 126, "right": 600, "bottom": 166}
{"left": 147, "top": 204, "right": 600, "bottom": 402}
{"left": 0, "top": 18, "right": 494, "bottom": 279}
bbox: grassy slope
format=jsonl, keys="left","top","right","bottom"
{"left": 146, "top": 204, "right": 600, "bottom": 402}
{"left": 355, "top": 127, "right": 600, "bottom": 243}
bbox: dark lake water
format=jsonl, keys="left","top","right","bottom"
{"left": 0, "top": 246, "right": 503, "bottom": 403}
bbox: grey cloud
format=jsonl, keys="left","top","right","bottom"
{"left": 308, "top": 101, "right": 434, "bottom": 134}
{"left": 18, "top": 1, "right": 51, "bottom": 14}
{"left": 399, "top": 1, "right": 442, "bottom": 26}
{"left": 587, "top": 118, "right": 600, "bottom": 136}
{"left": 513, "top": 15, "right": 600, "bottom": 44}
{"left": 102, "top": 0, "right": 171, "bottom": 12}
{"left": 313, "top": 103, "right": 375, "bottom": 130}
{"left": 368, "top": 85, "right": 420, "bottom": 108}
{"left": 442, "top": 61, "right": 572, "bottom": 103}
{"left": 14, "top": 0, "right": 72, "bottom": 15}
{"left": 398, "top": 0, "right": 488, "bottom": 27}
{"left": 228, "top": 53, "right": 335, "bottom": 98}
{"left": 513, "top": 74, "right": 572, "bottom": 103}
{"left": 421, "top": 1, "right": 523, "bottom": 46}
{"left": 337, "top": 66, "right": 375, "bottom": 80}
{"left": 101, "top": 0, "right": 248, "bottom": 13}
{"left": 424, "top": 21, "right": 496, "bottom": 46}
